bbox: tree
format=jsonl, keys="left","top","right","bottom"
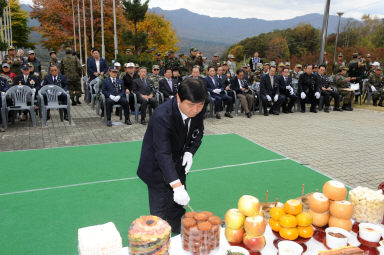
{"left": 121, "top": 0, "right": 149, "bottom": 56}
{"left": 265, "top": 36, "right": 290, "bottom": 61}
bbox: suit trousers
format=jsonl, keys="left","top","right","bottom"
{"left": 321, "top": 90, "right": 340, "bottom": 108}
{"left": 261, "top": 94, "right": 285, "bottom": 114}
{"left": 138, "top": 96, "right": 158, "bottom": 120}
{"left": 300, "top": 92, "right": 319, "bottom": 111}
{"left": 282, "top": 93, "right": 297, "bottom": 111}
{"left": 237, "top": 93, "right": 254, "bottom": 114}
{"left": 105, "top": 97, "right": 130, "bottom": 121}
{"left": 210, "top": 92, "right": 233, "bottom": 113}
{"left": 148, "top": 184, "right": 186, "bottom": 234}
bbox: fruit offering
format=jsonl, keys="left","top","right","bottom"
{"left": 225, "top": 195, "right": 266, "bottom": 252}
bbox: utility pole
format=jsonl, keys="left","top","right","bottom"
{"left": 333, "top": 12, "right": 344, "bottom": 64}
{"left": 319, "top": 0, "right": 331, "bottom": 65}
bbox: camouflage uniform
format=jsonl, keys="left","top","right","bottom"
{"left": 147, "top": 73, "right": 163, "bottom": 92}
{"left": 49, "top": 58, "right": 60, "bottom": 71}
{"left": 164, "top": 57, "right": 181, "bottom": 72}
{"left": 178, "top": 55, "right": 187, "bottom": 76}
{"left": 3, "top": 54, "right": 23, "bottom": 75}
{"left": 367, "top": 72, "right": 384, "bottom": 106}
{"left": 186, "top": 52, "right": 203, "bottom": 73}
{"left": 60, "top": 53, "right": 82, "bottom": 100}
{"left": 334, "top": 72, "right": 354, "bottom": 108}
{"left": 333, "top": 59, "right": 346, "bottom": 74}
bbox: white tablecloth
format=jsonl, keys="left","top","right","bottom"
{"left": 122, "top": 224, "right": 384, "bottom": 255}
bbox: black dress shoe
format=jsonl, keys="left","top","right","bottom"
{"left": 76, "top": 100, "right": 81, "bottom": 105}
{"left": 225, "top": 112, "right": 233, "bottom": 118}
{"left": 283, "top": 110, "right": 289, "bottom": 114}
{"left": 264, "top": 111, "right": 269, "bottom": 116}
{"left": 64, "top": 114, "right": 68, "bottom": 121}
{"left": 215, "top": 113, "right": 221, "bottom": 119}
{"left": 141, "top": 119, "right": 147, "bottom": 125}
{"left": 310, "top": 108, "right": 317, "bottom": 113}
{"left": 247, "top": 112, "right": 252, "bottom": 118}
{"left": 333, "top": 107, "right": 343, "bottom": 111}
{"left": 125, "top": 119, "right": 132, "bottom": 125}
{"left": 324, "top": 107, "right": 329, "bottom": 113}
{"left": 273, "top": 112, "right": 279, "bottom": 115}
{"left": 107, "top": 121, "right": 112, "bottom": 127}
{"left": 288, "top": 109, "right": 294, "bottom": 113}
{"left": 72, "top": 101, "right": 77, "bottom": 106}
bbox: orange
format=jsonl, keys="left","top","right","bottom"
{"left": 284, "top": 199, "right": 303, "bottom": 216}
{"left": 279, "top": 214, "right": 297, "bottom": 228}
{"left": 270, "top": 207, "right": 285, "bottom": 221}
{"left": 298, "top": 226, "right": 314, "bottom": 238}
{"left": 296, "top": 212, "right": 313, "bottom": 227}
{"left": 269, "top": 218, "right": 281, "bottom": 232}
{"left": 279, "top": 227, "right": 299, "bottom": 241}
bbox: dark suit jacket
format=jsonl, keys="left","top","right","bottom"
{"left": 159, "top": 78, "right": 178, "bottom": 98}
{"left": 230, "top": 76, "right": 249, "bottom": 94}
{"left": 14, "top": 74, "right": 41, "bottom": 91}
{"left": 204, "top": 75, "right": 223, "bottom": 93}
{"left": 123, "top": 72, "right": 139, "bottom": 91}
{"left": 298, "top": 73, "right": 320, "bottom": 94}
{"left": 133, "top": 78, "right": 154, "bottom": 97}
{"left": 101, "top": 77, "right": 125, "bottom": 98}
{"left": 260, "top": 73, "right": 280, "bottom": 96}
{"left": 42, "top": 74, "right": 68, "bottom": 91}
{"left": 276, "top": 75, "right": 293, "bottom": 95}
{"left": 87, "top": 57, "right": 109, "bottom": 81}
{"left": 137, "top": 97, "right": 205, "bottom": 186}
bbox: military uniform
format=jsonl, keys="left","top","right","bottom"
{"left": 60, "top": 49, "right": 83, "bottom": 104}
{"left": 148, "top": 72, "right": 163, "bottom": 92}
{"left": 178, "top": 54, "right": 187, "bottom": 76}
{"left": 334, "top": 70, "right": 354, "bottom": 110}
{"left": 367, "top": 69, "right": 384, "bottom": 106}
{"left": 333, "top": 53, "right": 346, "bottom": 74}
{"left": 186, "top": 48, "right": 203, "bottom": 73}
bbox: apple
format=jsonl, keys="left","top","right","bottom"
{"left": 244, "top": 215, "right": 266, "bottom": 236}
{"left": 238, "top": 195, "right": 261, "bottom": 217}
{"left": 243, "top": 234, "right": 266, "bottom": 252}
{"left": 225, "top": 209, "right": 245, "bottom": 229}
{"left": 225, "top": 227, "right": 245, "bottom": 244}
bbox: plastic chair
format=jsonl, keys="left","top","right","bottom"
{"left": 89, "top": 77, "right": 101, "bottom": 110}
{"left": 132, "top": 92, "right": 153, "bottom": 123}
{"left": 38, "top": 85, "right": 71, "bottom": 127}
{"left": 1, "top": 85, "right": 37, "bottom": 129}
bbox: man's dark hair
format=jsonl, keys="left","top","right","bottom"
{"left": 208, "top": 66, "right": 215, "bottom": 72}
{"left": 165, "top": 67, "right": 173, "bottom": 73}
{"left": 270, "top": 66, "right": 277, "bottom": 70}
{"left": 283, "top": 67, "right": 289, "bottom": 72}
{"left": 49, "top": 65, "right": 58, "bottom": 71}
{"left": 305, "top": 64, "right": 313, "bottom": 69}
{"left": 236, "top": 69, "right": 244, "bottom": 75}
{"left": 178, "top": 78, "right": 207, "bottom": 103}
{"left": 319, "top": 64, "right": 326, "bottom": 69}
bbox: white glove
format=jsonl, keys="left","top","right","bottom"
{"left": 286, "top": 85, "right": 292, "bottom": 90}
{"left": 213, "top": 88, "right": 221, "bottom": 94}
{"left": 109, "top": 95, "right": 115, "bottom": 100}
{"left": 1, "top": 91, "right": 5, "bottom": 95}
{"left": 32, "top": 88, "right": 36, "bottom": 93}
{"left": 289, "top": 88, "right": 294, "bottom": 95}
{"left": 301, "top": 92, "right": 306, "bottom": 99}
{"left": 315, "top": 92, "right": 320, "bottom": 99}
{"left": 114, "top": 95, "right": 121, "bottom": 102}
{"left": 173, "top": 185, "right": 190, "bottom": 206}
{"left": 274, "top": 94, "right": 279, "bottom": 102}
{"left": 170, "top": 95, "right": 174, "bottom": 99}
{"left": 57, "top": 92, "right": 62, "bottom": 96}
{"left": 266, "top": 95, "right": 272, "bottom": 101}
{"left": 182, "top": 152, "right": 193, "bottom": 174}
{"left": 371, "top": 86, "right": 377, "bottom": 92}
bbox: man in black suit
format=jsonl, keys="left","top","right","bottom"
{"left": 230, "top": 69, "right": 254, "bottom": 118}
{"left": 86, "top": 48, "right": 109, "bottom": 81}
{"left": 204, "top": 66, "right": 233, "bottom": 119}
{"left": 277, "top": 67, "right": 297, "bottom": 113}
{"left": 42, "top": 65, "right": 69, "bottom": 120}
{"left": 123, "top": 62, "right": 139, "bottom": 111}
{"left": 298, "top": 64, "right": 320, "bottom": 113}
{"left": 133, "top": 67, "right": 158, "bottom": 125}
{"left": 137, "top": 78, "right": 207, "bottom": 234}
{"left": 318, "top": 65, "right": 342, "bottom": 112}
{"left": 101, "top": 66, "right": 131, "bottom": 127}
{"left": 159, "top": 67, "right": 178, "bottom": 101}
{"left": 260, "top": 66, "right": 284, "bottom": 116}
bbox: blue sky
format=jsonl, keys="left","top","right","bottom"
{"left": 20, "top": 0, "right": 384, "bottom": 20}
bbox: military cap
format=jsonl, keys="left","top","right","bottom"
{"left": 65, "top": 47, "right": 73, "bottom": 54}
{"left": 338, "top": 53, "right": 343, "bottom": 57}
{"left": 135, "top": 63, "right": 140, "bottom": 68}
{"left": 241, "top": 63, "right": 247, "bottom": 68}
{"left": 114, "top": 62, "right": 121, "bottom": 67}
{"left": 213, "top": 53, "right": 219, "bottom": 57}
{"left": 178, "top": 53, "right": 184, "bottom": 56}
{"left": 202, "top": 56, "right": 207, "bottom": 60}
{"left": 2, "top": 63, "right": 10, "bottom": 68}
{"left": 124, "top": 62, "right": 135, "bottom": 68}
{"left": 352, "top": 52, "right": 358, "bottom": 57}
{"left": 278, "top": 62, "right": 285, "bottom": 67}
{"left": 295, "top": 64, "right": 302, "bottom": 68}
{"left": 270, "top": 61, "right": 276, "bottom": 66}
{"left": 49, "top": 50, "right": 56, "bottom": 55}
{"left": 21, "top": 63, "right": 30, "bottom": 70}
{"left": 222, "top": 61, "right": 227, "bottom": 65}
{"left": 126, "top": 48, "right": 132, "bottom": 52}
{"left": 192, "top": 65, "right": 200, "bottom": 69}
{"left": 285, "top": 62, "right": 291, "bottom": 66}
{"left": 377, "top": 66, "right": 382, "bottom": 71}
{"left": 28, "top": 50, "right": 35, "bottom": 55}
{"left": 313, "top": 64, "right": 319, "bottom": 68}
{"left": 264, "top": 63, "right": 270, "bottom": 66}
{"left": 156, "top": 52, "right": 162, "bottom": 56}
{"left": 8, "top": 45, "right": 15, "bottom": 50}
{"left": 28, "top": 62, "right": 33, "bottom": 67}
{"left": 168, "top": 50, "right": 175, "bottom": 54}
{"left": 342, "top": 67, "right": 349, "bottom": 71}
{"left": 247, "top": 64, "right": 250, "bottom": 67}
{"left": 152, "top": 65, "right": 160, "bottom": 70}
{"left": 366, "top": 54, "right": 371, "bottom": 58}
{"left": 109, "top": 66, "right": 119, "bottom": 72}
{"left": 190, "top": 48, "right": 198, "bottom": 52}
{"left": 228, "top": 54, "right": 234, "bottom": 59}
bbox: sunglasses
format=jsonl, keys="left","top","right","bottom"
{"left": 153, "top": 69, "right": 160, "bottom": 71}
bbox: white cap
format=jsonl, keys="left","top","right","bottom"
{"left": 124, "top": 62, "right": 135, "bottom": 68}
{"left": 28, "top": 50, "right": 35, "bottom": 54}
{"left": 373, "top": 61, "right": 380, "bottom": 67}
{"left": 114, "top": 62, "right": 121, "bottom": 67}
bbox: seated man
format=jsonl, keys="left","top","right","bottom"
{"left": 230, "top": 69, "right": 254, "bottom": 118}
{"left": 298, "top": 64, "right": 320, "bottom": 113}
{"left": 123, "top": 62, "right": 139, "bottom": 112}
{"left": 277, "top": 66, "right": 297, "bottom": 113}
{"left": 42, "top": 65, "right": 69, "bottom": 120}
{"left": 133, "top": 67, "right": 159, "bottom": 125}
{"left": 367, "top": 67, "right": 383, "bottom": 107}
{"left": 101, "top": 66, "right": 131, "bottom": 127}
{"left": 260, "top": 66, "right": 285, "bottom": 116}
{"left": 333, "top": 67, "right": 354, "bottom": 111}
{"left": 159, "top": 67, "right": 178, "bottom": 102}
{"left": 0, "top": 76, "right": 10, "bottom": 132}
{"left": 204, "top": 66, "right": 233, "bottom": 119}
{"left": 317, "top": 65, "right": 342, "bottom": 112}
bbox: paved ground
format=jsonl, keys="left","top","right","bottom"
{"left": 1, "top": 98, "right": 383, "bottom": 190}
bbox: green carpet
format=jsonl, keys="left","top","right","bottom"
{"left": 0, "top": 134, "right": 330, "bottom": 255}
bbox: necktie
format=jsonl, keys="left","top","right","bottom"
{"left": 24, "top": 76, "right": 28, "bottom": 84}
{"left": 168, "top": 79, "right": 173, "bottom": 91}
{"left": 211, "top": 77, "right": 216, "bottom": 88}
{"left": 53, "top": 77, "right": 57, "bottom": 84}
{"left": 270, "top": 76, "right": 274, "bottom": 89}
{"left": 142, "top": 78, "right": 147, "bottom": 87}
{"left": 184, "top": 118, "right": 190, "bottom": 137}
{"left": 112, "top": 78, "right": 116, "bottom": 84}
